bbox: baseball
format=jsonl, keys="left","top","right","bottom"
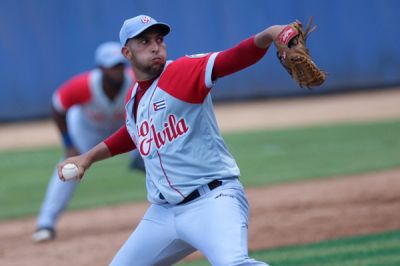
{"left": 61, "top": 163, "right": 79, "bottom": 180}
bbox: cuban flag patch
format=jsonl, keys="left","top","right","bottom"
{"left": 153, "top": 99, "right": 166, "bottom": 111}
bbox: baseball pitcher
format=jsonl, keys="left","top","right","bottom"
{"left": 57, "top": 15, "right": 319, "bottom": 265}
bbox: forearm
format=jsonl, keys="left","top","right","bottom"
{"left": 254, "top": 25, "right": 286, "bottom": 48}
{"left": 83, "top": 142, "right": 112, "bottom": 168}
{"left": 67, "top": 127, "right": 134, "bottom": 179}
{"left": 58, "top": 141, "right": 112, "bottom": 181}
{"left": 71, "top": 142, "right": 113, "bottom": 171}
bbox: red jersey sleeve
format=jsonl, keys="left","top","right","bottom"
{"left": 157, "top": 53, "right": 215, "bottom": 104}
{"left": 212, "top": 36, "right": 268, "bottom": 79}
{"left": 104, "top": 125, "right": 136, "bottom": 156}
{"left": 52, "top": 72, "right": 92, "bottom": 113}
{"left": 157, "top": 36, "right": 268, "bottom": 104}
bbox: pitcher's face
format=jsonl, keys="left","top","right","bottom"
{"left": 122, "top": 29, "right": 167, "bottom": 80}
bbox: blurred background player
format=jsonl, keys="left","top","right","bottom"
{"left": 32, "top": 42, "right": 144, "bottom": 243}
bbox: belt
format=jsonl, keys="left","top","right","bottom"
{"left": 159, "top": 180, "right": 222, "bottom": 205}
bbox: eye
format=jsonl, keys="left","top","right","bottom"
{"left": 140, "top": 39, "right": 148, "bottom": 45}
{"left": 156, "top": 36, "right": 164, "bottom": 43}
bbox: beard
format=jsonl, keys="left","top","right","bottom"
{"left": 143, "top": 62, "right": 165, "bottom": 77}
{"left": 131, "top": 53, "right": 166, "bottom": 79}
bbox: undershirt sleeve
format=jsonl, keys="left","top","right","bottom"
{"left": 103, "top": 125, "right": 136, "bottom": 156}
{"left": 212, "top": 36, "right": 269, "bottom": 80}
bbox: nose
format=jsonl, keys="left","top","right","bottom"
{"left": 150, "top": 40, "right": 159, "bottom": 53}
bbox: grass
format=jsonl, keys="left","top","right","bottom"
{"left": 0, "top": 119, "right": 400, "bottom": 220}
{"left": 227, "top": 119, "right": 400, "bottom": 186}
{"left": 0, "top": 149, "right": 146, "bottom": 219}
{"left": 177, "top": 229, "right": 400, "bottom": 266}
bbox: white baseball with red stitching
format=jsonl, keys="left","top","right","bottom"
{"left": 61, "top": 163, "right": 79, "bottom": 180}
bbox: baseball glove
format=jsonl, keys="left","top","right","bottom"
{"left": 274, "top": 17, "right": 326, "bottom": 88}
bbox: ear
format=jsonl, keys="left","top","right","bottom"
{"left": 121, "top": 46, "right": 131, "bottom": 60}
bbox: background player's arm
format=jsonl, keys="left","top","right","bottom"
{"left": 52, "top": 73, "right": 91, "bottom": 157}
{"left": 51, "top": 104, "right": 79, "bottom": 157}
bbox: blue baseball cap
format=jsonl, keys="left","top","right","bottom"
{"left": 119, "top": 15, "right": 170, "bottom": 46}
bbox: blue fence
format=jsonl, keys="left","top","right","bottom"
{"left": 1, "top": 0, "right": 399, "bottom": 121}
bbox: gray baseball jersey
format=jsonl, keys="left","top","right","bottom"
{"left": 125, "top": 53, "right": 240, "bottom": 205}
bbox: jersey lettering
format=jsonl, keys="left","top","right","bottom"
{"left": 138, "top": 114, "right": 189, "bottom": 156}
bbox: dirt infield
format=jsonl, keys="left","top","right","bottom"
{"left": 1, "top": 88, "right": 400, "bottom": 150}
{"left": 1, "top": 88, "right": 400, "bottom": 265}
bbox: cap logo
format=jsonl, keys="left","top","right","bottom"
{"left": 141, "top": 16, "right": 152, "bottom": 24}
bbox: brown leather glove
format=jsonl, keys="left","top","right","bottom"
{"left": 274, "top": 17, "right": 326, "bottom": 88}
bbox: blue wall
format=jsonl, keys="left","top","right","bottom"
{"left": 1, "top": 0, "right": 399, "bottom": 121}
